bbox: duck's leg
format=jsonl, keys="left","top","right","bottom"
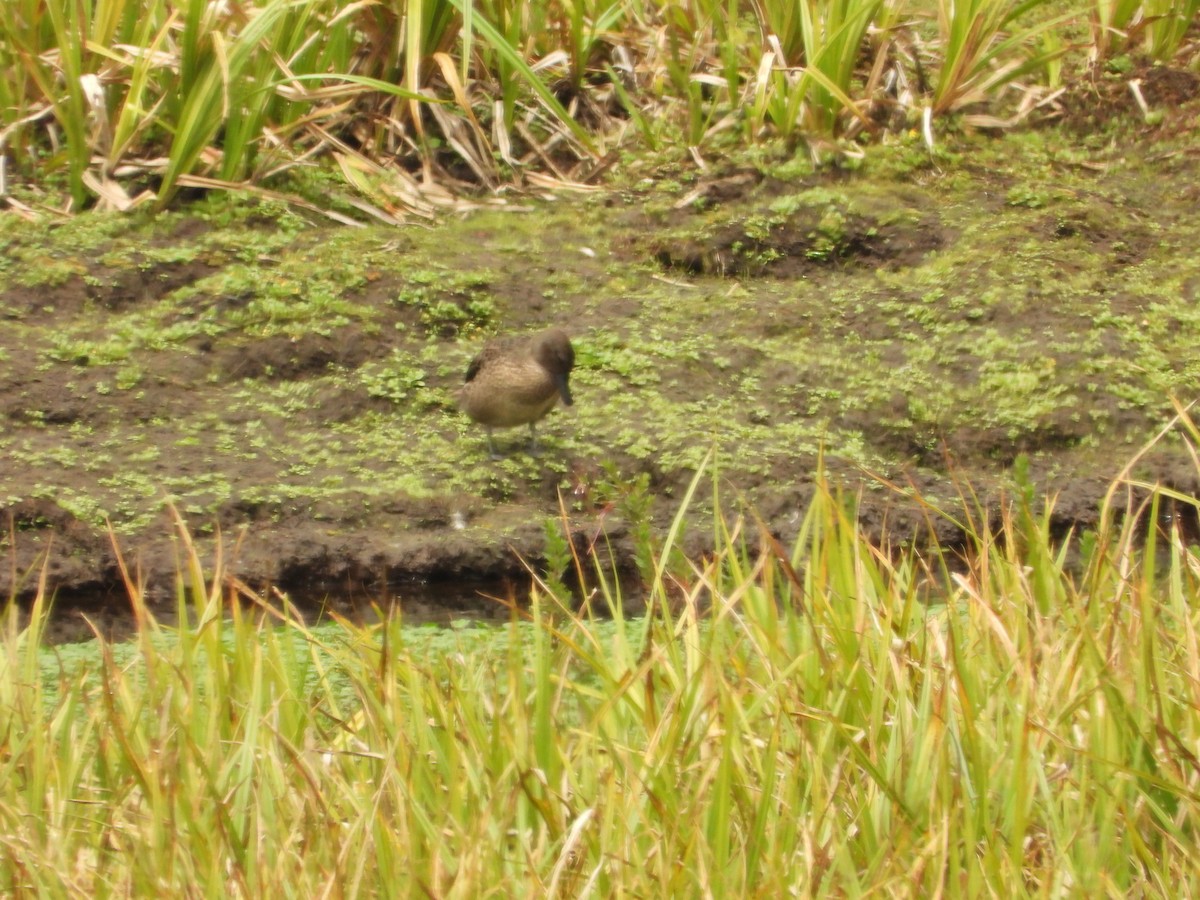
{"left": 487, "top": 427, "right": 504, "bottom": 461}
{"left": 527, "top": 422, "right": 541, "bottom": 456}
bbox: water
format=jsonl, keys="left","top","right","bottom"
{"left": 27, "top": 576, "right": 528, "bottom": 645}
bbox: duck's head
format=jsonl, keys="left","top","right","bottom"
{"left": 536, "top": 329, "right": 575, "bottom": 406}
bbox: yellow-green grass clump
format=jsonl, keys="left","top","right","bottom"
{"left": 2, "top": 449, "right": 1200, "bottom": 894}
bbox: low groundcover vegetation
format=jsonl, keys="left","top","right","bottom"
{"left": 3, "top": 438, "right": 1200, "bottom": 895}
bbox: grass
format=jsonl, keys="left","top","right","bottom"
{"left": 4, "top": 432, "right": 1200, "bottom": 893}
{"left": 2, "top": 0, "right": 1197, "bottom": 214}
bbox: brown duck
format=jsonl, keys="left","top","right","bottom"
{"left": 459, "top": 328, "right": 575, "bottom": 458}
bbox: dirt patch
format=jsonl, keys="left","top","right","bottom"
{"left": 1, "top": 500, "right": 117, "bottom": 596}
{"left": 654, "top": 210, "right": 945, "bottom": 278}
{"left": 2, "top": 258, "right": 216, "bottom": 320}
{"left": 1055, "top": 60, "right": 1200, "bottom": 135}
{"left": 213, "top": 327, "right": 386, "bottom": 382}
{"left": 635, "top": 166, "right": 947, "bottom": 278}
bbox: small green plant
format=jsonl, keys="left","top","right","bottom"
{"left": 806, "top": 205, "right": 849, "bottom": 259}
{"left": 360, "top": 351, "right": 428, "bottom": 402}
{"left": 1006, "top": 185, "right": 1049, "bottom": 208}
{"left": 394, "top": 270, "right": 497, "bottom": 336}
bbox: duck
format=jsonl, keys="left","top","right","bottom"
{"left": 459, "top": 328, "right": 575, "bottom": 459}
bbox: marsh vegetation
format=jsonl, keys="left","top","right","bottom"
{"left": 4, "top": 452, "right": 1200, "bottom": 894}
{"left": 3, "top": 0, "right": 1200, "bottom": 892}
{"left": 2, "top": 0, "right": 1198, "bottom": 212}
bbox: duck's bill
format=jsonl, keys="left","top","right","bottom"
{"left": 555, "top": 373, "right": 574, "bottom": 406}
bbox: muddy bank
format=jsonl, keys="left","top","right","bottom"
{"left": 4, "top": 105, "right": 1200, "bottom": 625}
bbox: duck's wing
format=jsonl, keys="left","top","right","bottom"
{"left": 464, "top": 349, "right": 487, "bottom": 383}
{"left": 464, "top": 339, "right": 509, "bottom": 383}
